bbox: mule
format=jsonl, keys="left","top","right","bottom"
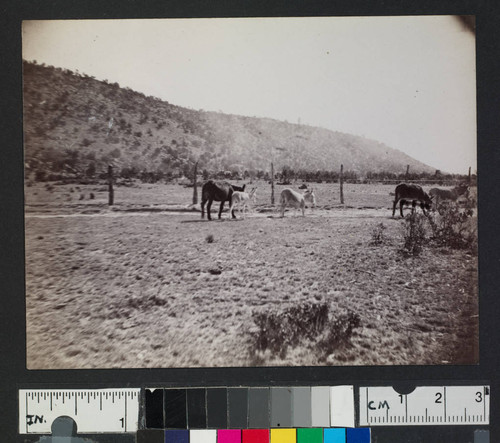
{"left": 229, "top": 188, "right": 257, "bottom": 219}
{"left": 429, "top": 183, "right": 469, "bottom": 206}
{"left": 201, "top": 180, "right": 246, "bottom": 220}
{"left": 280, "top": 188, "right": 316, "bottom": 217}
{"left": 392, "top": 183, "right": 433, "bottom": 217}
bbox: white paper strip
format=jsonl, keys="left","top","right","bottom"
{"left": 330, "top": 385, "right": 355, "bottom": 428}
{"left": 190, "top": 430, "right": 217, "bottom": 443}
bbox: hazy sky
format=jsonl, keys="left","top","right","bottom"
{"left": 22, "top": 17, "right": 476, "bottom": 174}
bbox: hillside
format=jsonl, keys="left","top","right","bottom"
{"left": 22, "top": 61, "right": 435, "bottom": 181}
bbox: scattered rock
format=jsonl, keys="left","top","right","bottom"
{"left": 209, "top": 268, "right": 222, "bottom": 275}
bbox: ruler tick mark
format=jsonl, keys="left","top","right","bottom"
{"left": 443, "top": 387, "right": 447, "bottom": 422}
{"left": 25, "top": 391, "right": 28, "bottom": 434}
{"left": 125, "top": 391, "right": 127, "bottom": 432}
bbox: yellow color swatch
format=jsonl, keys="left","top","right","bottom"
{"left": 270, "top": 429, "right": 296, "bottom": 443}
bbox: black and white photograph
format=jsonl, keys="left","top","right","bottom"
{"left": 22, "top": 16, "right": 478, "bottom": 369}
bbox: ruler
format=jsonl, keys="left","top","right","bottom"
{"left": 19, "top": 389, "right": 140, "bottom": 434}
{"left": 359, "top": 386, "right": 490, "bottom": 426}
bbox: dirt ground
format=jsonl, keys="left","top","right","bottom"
{"left": 24, "top": 181, "right": 478, "bottom": 368}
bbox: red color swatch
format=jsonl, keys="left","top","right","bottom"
{"left": 242, "top": 429, "right": 270, "bottom": 443}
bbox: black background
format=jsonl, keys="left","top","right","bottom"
{"left": 1, "top": 0, "right": 499, "bottom": 441}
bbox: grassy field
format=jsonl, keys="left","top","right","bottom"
{"left": 25, "top": 179, "right": 401, "bottom": 212}
{"left": 25, "top": 181, "right": 478, "bottom": 368}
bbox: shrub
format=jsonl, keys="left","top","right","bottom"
{"left": 428, "top": 197, "right": 477, "bottom": 253}
{"left": 205, "top": 234, "right": 214, "bottom": 243}
{"left": 317, "top": 311, "right": 361, "bottom": 357}
{"left": 401, "top": 212, "right": 427, "bottom": 256}
{"left": 370, "top": 223, "right": 386, "bottom": 246}
{"left": 251, "top": 302, "right": 328, "bottom": 357}
{"left": 35, "top": 170, "right": 46, "bottom": 181}
{"left": 250, "top": 302, "right": 360, "bottom": 359}
{"left": 81, "top": 138, "right": 94, "bottom": 147}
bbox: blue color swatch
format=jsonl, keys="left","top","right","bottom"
{"left": 165, "top": 430, "right": 190, "bottom": 443}
{"left": 346, "top": 428, "right": 370, "bottom": 443}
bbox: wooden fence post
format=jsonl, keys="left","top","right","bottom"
{"left": 340, "top": 164, "right": 344, "bottom": 204}
{"left": 468, "top": 166, "right": 471, "bottom": 184}
{"left": 271, "top": 162, "right": 275, "bottom": 205}
{"left": 405, "top": 164, "right": 410, "bottom": 181}
{"left": 108, "top": 165, "right": 114, "bottom": 206}
{"left": 192, "top": 161, "right": 199, "bottom": 204}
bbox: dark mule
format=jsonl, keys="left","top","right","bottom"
{"left": 392, "top": 183, "right": 433, "bottom": 217}
{"left": 429, "top": 183, "right": 469, "bottom": 206}
{"left": 201, "top": 180, "right": 246, "bottom": 220}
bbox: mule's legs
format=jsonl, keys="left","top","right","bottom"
{"left": 231, "top": 203, "right": 237, "bottom": 219}
{"left": 399, "top": 200, "right": 405, "bottom": 217}
{"left": 218, "top": 201, "right": 225, "bottom": 219}
{"left": 421, "top": 203, "right": 428, "bottom": 216}
{"left": 206, "top": 199, "right": 213, "bottom": 221}
{"left": 301, "top": 202, "right": 305, "bottom": 216}
{"left": 392, "top": 199, "right": 398, "bottom": 217}
{"left": 411, "top": 200, "right": 417, "bottom": 215}
{"left": 201, "top": 198, "right": 206, "bottom": 219}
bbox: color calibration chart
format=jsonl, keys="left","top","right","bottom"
{"left": 140, "top": 386, "right": 363, "bottom": 443}
{"left": 19, "top": 385, "right": 490, "bottom": 443}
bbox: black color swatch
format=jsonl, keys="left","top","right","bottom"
{"left": 137, "top": 429, "right": 165, "bottom": 443}
{"left": 165, "top": 389, "right": 187, "bottom": 429}
{"left": 145, "top": 389, "right": 164, "bottom": 429}
{"left": 187, "top": 388, "right": 207, "bottom": 429}
{"left": 207, "top": 388, "right": 228, "bottom": 429}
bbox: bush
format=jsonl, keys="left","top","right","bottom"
{"left": 251, "top": 302, "right": 328, "bottom": 357}
{"left": 250, "top": 302, "right": 360, "bottom": 359}
{"left": 428, "top": 198, "right": 477, "bottom": 253}
{"left": 317, "top": 311, "right": 361, "bottom": 357}
{"left": 401, "top": 212, "right": 427, "bottom": 256}
{"left": 370, "top": 223, "right": 386, "bottom": 246}
{"left": 81, "top": 138, "right": 94, "bottom": 147}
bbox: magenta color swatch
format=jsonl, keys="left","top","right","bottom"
{"left": 219, "top": 429, "right": 242, "bottom": 443}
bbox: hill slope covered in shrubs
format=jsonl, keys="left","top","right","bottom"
{"left": 23, "top": 61, "right": 435, "bottom": 182}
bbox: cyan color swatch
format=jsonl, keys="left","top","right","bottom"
{"left": 324, "top": 428, "right": 346, "bottom": 443}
